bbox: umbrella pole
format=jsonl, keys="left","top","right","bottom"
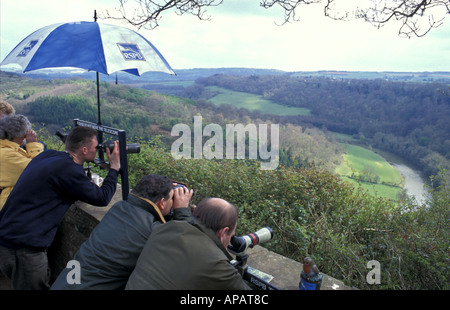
{"left": 96, "top": 71, "right": 104, "bottom": 161}
{"left": 96, "top": 72, "right": 101, "bottom": 125}
{"left": 94, "top": 11, "right": 104, "bottom": 160}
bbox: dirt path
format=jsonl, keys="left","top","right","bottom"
{"left": 22, "top": 83, "right": 84, "bottom": 104}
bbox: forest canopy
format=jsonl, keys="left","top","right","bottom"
{"left": 195, "top": 74, "right": 450, "bottom": 183}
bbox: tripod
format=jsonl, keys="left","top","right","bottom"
{"left": 231, "top": 252, "right": 279, "bottom": 290}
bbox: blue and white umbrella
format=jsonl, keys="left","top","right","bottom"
{"left": 0, "top": 19, "right": 175, "bottom": 123}
{"left": 0, "top": 21, "right": 175, "bottom": 76}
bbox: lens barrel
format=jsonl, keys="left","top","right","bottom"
{"left": 228, "top": 227, "right": 274, "bottom": 256}
{"left": 243, "top": 227, "right": 274, "bottom": 248}
{"left": 99, "top": 142, "right": 140, "bottom": 154}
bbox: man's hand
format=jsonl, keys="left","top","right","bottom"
{"left": 25, "top": 129, "right": 38, "bottom": 143}
{"left": 106, "top": 140, "right": 120, "bottom": 171}
{"left": 173, "top": 186, "right": 194, "bottom": 209}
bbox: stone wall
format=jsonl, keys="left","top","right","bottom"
{"left": 47, "top": 190, "right": 122, "bottom": 282}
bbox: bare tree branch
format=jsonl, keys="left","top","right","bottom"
{"left": 260, "top": 0, "right": 322, "bottom": 25}
{"left": 104, "top": 0, "right": 224, "bottom": 30}
{"left": 357, "top": 0, "right": 450, "bottom": 37}
{"left": 103, "top": 0, "right": 450, "bottom": 37}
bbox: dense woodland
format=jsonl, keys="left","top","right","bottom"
{"left": 0, "top": 70, "right": 448, "bottom": 289}
{"left": 194, "top": 74, "right": 450, "bottom": 185}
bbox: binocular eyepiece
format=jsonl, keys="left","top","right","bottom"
{"left": 228, "top": 227, "right": 274, "bottom": 256}
{"left": 56, "top": 131, "right": 140, "bottom": 155}
{"left": 171, "top": 183, "right": 189, "bottom": 201}
{"left": 173, "top": 183, "right": 187, "bottom": 190}
{"left": 97, "top": 141, "right": 141, "bottom": 154}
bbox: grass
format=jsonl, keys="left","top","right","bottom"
{"left": 335, "top": 143, "right": 404, "bottom": 200}
{"left": 207, "top": 86, "right": 311, "bottom": 116}
{"left": 339, "top": 176, "right": 403, "bottom": 200}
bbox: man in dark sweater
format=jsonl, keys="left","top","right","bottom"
{"left": 0, "top": 126, "right": 121, "bottom": 289}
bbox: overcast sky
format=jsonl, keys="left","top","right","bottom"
{"left": 1, "top": 0, "right": 449, "bottom": 72}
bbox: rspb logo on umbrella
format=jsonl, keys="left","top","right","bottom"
{"left": 117, "top": 43, "right": 146, "bottom": 61}
{"left": 17, "top": 40, "right": 38, "bottom": 57}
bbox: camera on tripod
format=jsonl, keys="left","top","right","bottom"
{"left": 228, "top": 227, "right": 278, "bottom": 290}
{"left": 228, "top": 227, "right": 274, "bottom": 257}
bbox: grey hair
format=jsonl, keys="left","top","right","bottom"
{"left": 0, "top": 114, "right": 32, "bottom": 141}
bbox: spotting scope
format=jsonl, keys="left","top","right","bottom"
{"left": 97, "top": 141, "right": 140, "bottom": 154}
{"left": 228, "top": 227, "right": 274, "bottom": 257}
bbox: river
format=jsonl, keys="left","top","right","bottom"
{"left": 391, "top": 163, "right": 428, "bottom": 205}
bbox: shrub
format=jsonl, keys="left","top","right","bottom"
{"left": 34, "top": 130, "right": 449, "bottom": 289}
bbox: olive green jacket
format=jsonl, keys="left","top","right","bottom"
{"left": 126, "top": 218, "right": 251, "bottom": 290}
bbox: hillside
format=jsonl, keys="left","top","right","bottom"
{"left": 0, "top": 70, "right": 343, "bottom": 171}
{"left": 194, "top": 74, "right": 450, "bottom": 186}
{"left": 2, "top": 69, "right": 446, "bottom": 195}
{"left": 1, "top": 70, "right": 448, "bottom": 289}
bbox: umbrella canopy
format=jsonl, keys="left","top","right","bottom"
{"left": 0, "top": 21, "right": 175, "bottom": 76}
{"left": 0, "top": 18, "right": 175, "bottom": 200}
{"left": 0, "top": 20, "right": 175, "bottom": 126}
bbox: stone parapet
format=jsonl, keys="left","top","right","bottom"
{"left": 246, "top": 245, "right": 353, "bottom": 290}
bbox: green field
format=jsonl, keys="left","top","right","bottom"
{"left": 207, "top": 86, "right": 311, "bottom": 116}
{"left": 335, "top": 143, "right": 404, "bottom": 200}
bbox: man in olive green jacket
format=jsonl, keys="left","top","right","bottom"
{"left": 126, "top": 197, "right": 251, "bottom": 290}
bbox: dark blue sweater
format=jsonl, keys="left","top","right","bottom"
{"left": 0, "top": 150, "right": 118, "bottom": 250}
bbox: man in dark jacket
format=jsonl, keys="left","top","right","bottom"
{"left": 0, "top": 126, "right": 120, "bottom": 290}
{"left": 51, "top": 174, "right": 193, "bottom": 290}
{"left": 125, "top": 197, "right": 251, "bottom": 290}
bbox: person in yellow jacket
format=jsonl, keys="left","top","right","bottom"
{"left": 0, "top": 114, "right": 44, "bottom": 209}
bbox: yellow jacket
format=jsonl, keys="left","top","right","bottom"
{"left": 0, "top": 139, "right": 44, "bottom": 209}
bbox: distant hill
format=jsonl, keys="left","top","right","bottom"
{"left": 2, "top": 66, "right": 449, "bottom": 84}
{"left": 290, "top": 70, "right": 450, "bottom": 83}
{"left": 0, "top": 66, "right": 286, "bottom": 83}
